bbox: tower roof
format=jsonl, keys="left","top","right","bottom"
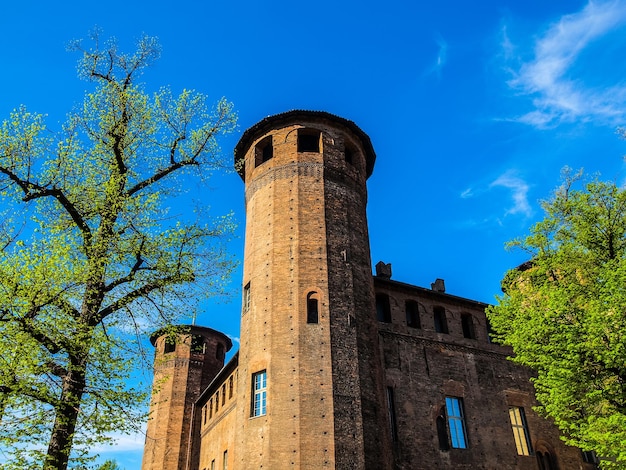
{"left": 234, "top": 110, "right": 376, "bottom": 180}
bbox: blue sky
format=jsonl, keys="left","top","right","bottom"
{"left": 2, "top": 0, "right": 626, "bottom": 467}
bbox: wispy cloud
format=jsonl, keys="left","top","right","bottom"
{"left": 425, "top": 34, "right": 448, "bottom": 77}
{"left": 507, "top": 1, "right": 626, "bottom": 127}
{"left": 490, "top": 171, "right": 532, "bottom": 217}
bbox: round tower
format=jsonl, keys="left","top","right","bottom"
{"left": 233, "top": 111, "right": 392, "bottom": 469}
{"left": 141, "top": 325, "right": 232, "bottom": 470}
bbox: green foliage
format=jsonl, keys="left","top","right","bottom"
{"left": 0, "top": 31, "right": 236, "bottom": 469}
{"left": 488, "top": 171, "right": 626, "bottom": 469}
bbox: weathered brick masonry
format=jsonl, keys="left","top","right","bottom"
{"left": 142, "top": 111, "right": 595, "bottom": 470}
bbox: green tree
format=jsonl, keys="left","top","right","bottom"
{"left": 0, "top": 32, "right": 236, "bottom": 469}
{"left": 488, "top": 172, "right": 626, "bottom": 469}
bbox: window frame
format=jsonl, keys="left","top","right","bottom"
{"left": 445, "top": 396, "right": 468, "bottom": 449}
{"left": 509, "top": 406, "right": 533, "bottom": 456}
{"left": 251, "top": 370, "right": 267, "bottom": 417}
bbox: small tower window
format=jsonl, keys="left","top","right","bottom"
{"left": 229, "top": 375, "right": 234, "bottom": 399}
{"left": 222, "top": 384, "right": 226, "bottom": 406}
{"left": 163, "top": 337, "right": 176, "bottom": 354}
{"left": 406, "top": 300, "right": 420, "bottom": 328}
{"left": 461, "top": 314, "right": 475, "bottom": 339}
{"left": 191, "top": 335, "right": 205, "bottom": 354}
{"left": 376, "top": 293, "right": 392, "bottom": 323}
{"left": 255, "top": 136, "right": 273, "bottom": 167}
{"left": 297, "top": 129, "right": 320, "bottom": 153}
{"left": 216, "top": 343, "right": 225, "bottom": 361}
{"left": 434, "top": 306, "right": 448, "bottom": 333}
{"left": 243, "top": 282, "right": 251, "bottom": 313}
{"left": 307, "top": 291, "right": 319, "bottom": 324}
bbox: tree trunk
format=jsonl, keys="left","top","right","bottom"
{"left": 43, "top": 362, "right": 87, "bottom": 470}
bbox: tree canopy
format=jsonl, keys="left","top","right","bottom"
{"left": 0, "top": 32, "right": 237, "bottom": 469}
{"left": 488, "top": 172, "right": 626, "bottom": 469}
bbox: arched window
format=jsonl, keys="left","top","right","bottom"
{"left": 406, "top": 300, "right": 420, "bottom": 328}
{"left": 376, "top": 294, "right": 392, "bottom": 323}
{"left": 307, "top": 291, "right": 319, "bottom": 324}
{"left": 436, "top": 406, "right": 449, "bottom": 451}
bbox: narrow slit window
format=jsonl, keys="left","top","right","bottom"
{"left": 229, "top": 375, "right": 234, "bottom": 399}
{"left": 406, "top": 300, "right": 420, "bottom": 328}
{"left": 307, "top": 292, "right": 319, "bottom": 324}
{"left": 386, "top": 386, "right": 398, "bottom": 442}
{"left": 297, "top": 129, "right": 320, "bottom": 152}
{"left": 222, "top": 384, "right": 226, "bottom": 406}
{"left": 434, "top": 306, "right": 448, "bottom": 334}
{"left": 243, "top": 282, "right": 251, "bottom": 313}
{"left": 209, "top": 398, "right": 213, "bottom": 419}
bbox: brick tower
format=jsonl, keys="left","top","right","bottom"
{"left": 141, "top": 325, "right": 232, "bottom": 470}
{"left": 233, "top": 111, "right": 392, "bottom": 469}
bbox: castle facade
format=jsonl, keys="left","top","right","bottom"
{"left": 141, "top": 111, "right": 595, "bottom": 470}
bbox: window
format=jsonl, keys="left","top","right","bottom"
{"left": 191, "top": 335, "right": 205, "bottom": 354}
{"left": 376, "top": 294, "right": 391, "bottom": 323}
{"left": 255, "top": 136, "right": 273, "bottom": 167}
{"left": 436, "top": 407, "right": 450, "bottom": 451}
{"left": 582, "top": 450, "right": 599, "bottom": 465}
{"left": 163, "top": 336, "right": 176, "bottom": 354}
{"left": 252, "top": 370, "right": 267, "bottom": 417}
{"left": 536, "top": 451, "right": 556, "bottom": 470}
{"left": 445, "top": 397, "right": 468, "bottom": 449}
{"left": 216, "top": 343, "right": 225, "bottom": 361}
{"left": 202, "top": 405, "right": 207, "bottom": 425}
{"left": 297, "top": 129, "right": 320, "bottom": 152}
{"left": 307, "top": 292, "right": 319, "bottom": 324}
{"left": 229, "top": 375, "right": 234, "bottom": 399}
{"left": 405, "top": 300, "right": 420, "bottom": 328}
{"left": 222, "top": 384, "right": 226, "bottom": 406}
{"left": 223, "top": 450, "right": 228, "bottom": 470}
{"left": 461, "top": 314, "right": 475, "bottom": 339}
{"left": 509, "top": 407, "right": 532, "bottom": 456}
{"left": 386, "top": 387, "right": 398, "bottom": 442}
{"left": 243, "top": 282, "right": 251, "bottom": 313}
{"left": 434, "top": 307, "right": 448, "bottom": 334}
{"left": 210, "top": 459, "right": 215, "bottom": 470}
{"left": 345, "top": 142, "right": 357, "bottom": 165}
{"left": 215, "top": 391, "right": 219, "bottom": 412}
{"left": 209, "top": 399, "right": 213, "bottom": 419}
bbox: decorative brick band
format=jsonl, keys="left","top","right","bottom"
{"left": 245, "top": 162, "right": 366, "bottom": 202}
{"left": 379, "top": 330, "right": 509, "bottom": 360}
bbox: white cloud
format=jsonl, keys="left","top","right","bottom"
{"left": 91, "top": 429, "right": 146, "bottom": 454}
{"left": 490, "top": 171, "right": 532, "bottom": 217}
{"left": 425, "top": 34, "right": 448, "bottom": 77}
{"left": 507, "top": 1, "right": 626, "bottom": 127}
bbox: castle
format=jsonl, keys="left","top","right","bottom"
{"left": 140, "top": 111, "right": 596, "bottom": 470}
